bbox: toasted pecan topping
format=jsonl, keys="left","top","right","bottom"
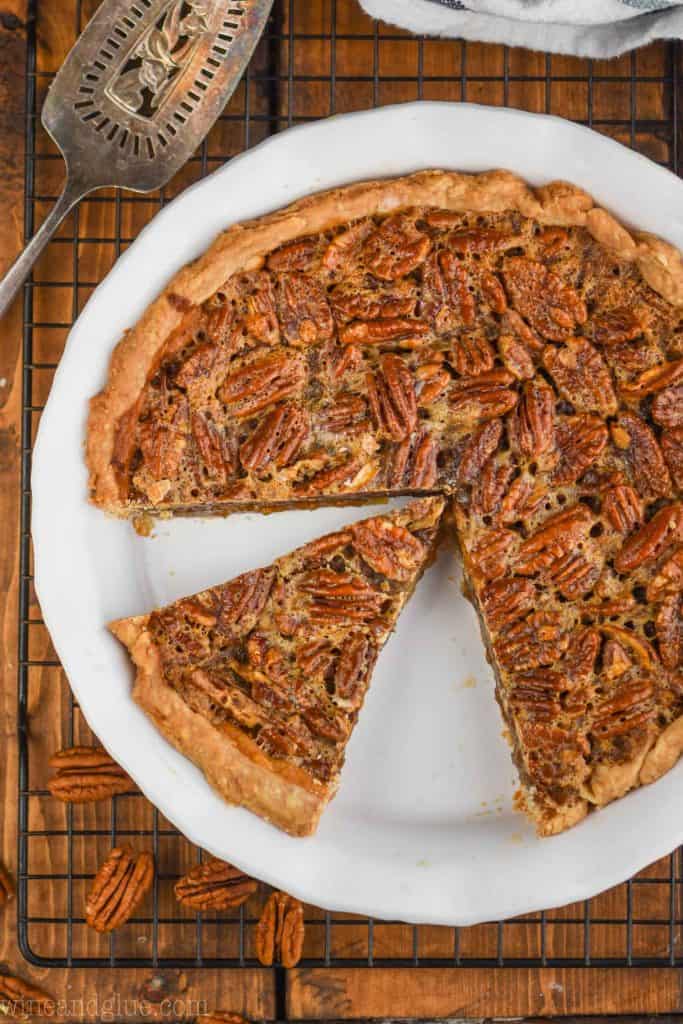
{"left": 107, "top": 194, "right": 683, "bottom": 838}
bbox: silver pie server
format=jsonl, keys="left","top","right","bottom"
{"left": 0, "top": 0, "right": 274, "bottom": 321}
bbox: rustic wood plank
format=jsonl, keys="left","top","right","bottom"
{"left": 288, "top": 966, "right": 683, "bottom": 1019}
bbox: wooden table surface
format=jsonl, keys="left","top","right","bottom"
{"left": 1, "top": 1, "right": 683, "bottom": 1019}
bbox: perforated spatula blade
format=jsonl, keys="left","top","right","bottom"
{"left": 0, "top": 0, "right": 273, "bottom": 320}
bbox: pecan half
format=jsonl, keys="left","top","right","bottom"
{"left": 85, "top": 846, "right": 154, "bottom": 933}
{"left": 498, "top": 334, "right": 535, "bottom": 380}
{"left": 562, "top": 627, "right": 600, "bottom": 686}
{"left": 619, "top": 358, "right": 683, "bottom": 400}
{"left": 450, "top": 331, "right": 495, "bottom": 377}
{"left": 592, "top": 680, "right": 653, "bottom": 740}
{"left": 481, "top": 577, "right": 535, "bottom": 631}
{"left": 497, "top": 474, "right": 543, "bottom": 524}
{"left": 447, "top": 227, "right": 511, "bottom": 253}
{"left": 611, "top": 411, "right": 672, "bottom": 501}
{"left": 297, "top": 569, "right": 386, "bottom": 624}
{"left": 239, "top": 271, "right": 280, "bottom": 345}
{"left": 543, "top": 336, "right": 617, "bottom": 417}
{"left": 468, "top": 528, "right": 518, "bottom": 582}
{"left": 449, "top": 369, "right": 518, "bottom": 424}
{"left": 508, "top": 670, "right": 565, "bottom": 716}
{"left": 255, "top": 891, "right": 305, "bottom": 968}
{"left": 457, "top": 420, "right": 503, "bottom": 485}
{"left": 550, "top": 551, "right": 601, "bottom": 600}
{"left": 267, "top": 237, "right": 322, "bottom": 272}
{"left": 175, "top": 342, "right": 229, "bottom": 388}
{"left": 502, "top": 257, "right": 587, "bottom": 341}
{"left": 319, "top": 393, "right": 369, "bottom": 435}
{"left": 322, "top": 221, "right": 373, "bottom": 275}
{"left": 340, "top": 317, "right": 429, "bottom": 348}
{"left": 615, "top": 504, "right": 683, "bottom": 573}
{"left": 48, "top": 746, "right": 136, "bottom": 803}
{"left": 258, "top": 718, "right": 318, "bottom": 761}
{"left": 387, "top": 427, "right": 439, "bottom": 489}
{"left": 276, "top": 273, "right": 334, "bottom": 347}
{"left": 0, "top": 974, "right": 54, "bottom": 1018}
{"left": 296, "top": 640, "right": 336, "bottom": 679}
{"left": 496, "top": 612, "right": 569, "bottom": 671}
{"left": 333, "top": 632, "right": 376, "bottom": 710}
{"left": 551, "top": 415, "right": 608, "bottom": 486}
{"left": 591, "top": 307, "right": 644, "bottom": 347}
{"left": 240, "top": 403, "right": 308, "bottom": 473}
{"left": 192, "top": 412, "right": 236, "bottom": 482}
{"left": 330, "top": 278, "right": 417, "bottom": 322}
{"left": 216, "top": 569, "right": 274, "bottom": 636}
{"left": 471, "top": 459, "right": 514, "bottom": 517}
{"left": 662, "top": 427, "right": 683, "bottom": 490}
{"left": 603, "top": 484, "right": 643, "bottom": 534}
{"left": 174, "top": 858, "right": 257, "bottom": 910}
{"left": 219, "top": 350, "right": 306, "bottom": 419}
{"left": 652, "top": 385, "right": 683, "bottom": 428}
{"left": 138, "top": 394, "right": 189, "bottom": 482}
{"left": 302, "top": 702, "right": 350, "bottom": 743}
{"left": 422, "top": 250, "right": 475, "bottom": 333}
{"left": 351, "top": 517, "right": 426, "bottom": 581}
{"left": 295, "top": 454, "right": 378, "bottom": 496}
{"left": 655, "top": 595, "right": 682, "bottom": 670}
{"left": 428, "top": 247, "right": 475, "bottom": 327}
{"left": 367, "top": 353, "right": 417, "bottom": 441}
{"left": 501, "top": 309, "right": 544, "bottom": 352}
{"left": 363, "top": 212, "right": 431, "bottom": 281}
{"left": 507, "top": 380, "right": 555, "bottom": 459}
{"left": 478, "top": 270, "right": 507, "bottom": 313}
{"left": 515, "top": 505, "right": 593, "bottom": 576}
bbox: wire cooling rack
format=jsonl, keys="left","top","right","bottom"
{"left": 17, "top": 0, "right": 683, "bottom": 971}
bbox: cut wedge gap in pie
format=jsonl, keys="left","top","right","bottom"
{"left": 91, "top": 170, "right": 683, "bottom": 837}
{"left": 110, "top": 497, "right": 445, "bottom": 837}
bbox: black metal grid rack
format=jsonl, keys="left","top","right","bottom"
{"left": 17, "top": 0, "right": 683, "bottom": 971}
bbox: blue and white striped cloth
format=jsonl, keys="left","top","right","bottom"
{"left": 358, "top": 0, "right": 683, "bottom": 56}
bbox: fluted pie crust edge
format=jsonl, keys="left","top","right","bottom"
{"left": 86, "top": 169, "right": 683, "bottom": 510}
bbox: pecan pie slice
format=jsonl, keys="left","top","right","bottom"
{"left": 110, "top": 497, "right": 444, "bottom": 836}
{"left": 91, "top": 169, "right": 683, "bottom": 836}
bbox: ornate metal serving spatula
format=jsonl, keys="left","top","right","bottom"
{"left": 0, "top": 0, "right": 273, "bottom": 320}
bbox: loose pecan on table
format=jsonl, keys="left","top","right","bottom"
{"left": 48, "top": 746, "right": 136, "bottom": 803}
{"left": 85, "top": 846, "right": 154, "bottom": 933}
{"left": 175, "top": 858, "right": 257, "bottom": 910}
{"left": 0, "top": 974, "right": 54, "bottom": 1018}
{"left": 255, "top": 891, "right": 305, "bottom": 968}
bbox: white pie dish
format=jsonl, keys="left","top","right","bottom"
{"left": 32, "top": 101, "right": 683, "bottom": 926}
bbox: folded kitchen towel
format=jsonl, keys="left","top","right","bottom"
{"left": 358, "top": 0, "right": 683, "bottom": 57}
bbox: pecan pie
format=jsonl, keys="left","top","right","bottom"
{"left": 93, "top": 169, "right": 683, "bottom": 836}
{"left": 110, "top": 498, "right": 444, "bottom": 836}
